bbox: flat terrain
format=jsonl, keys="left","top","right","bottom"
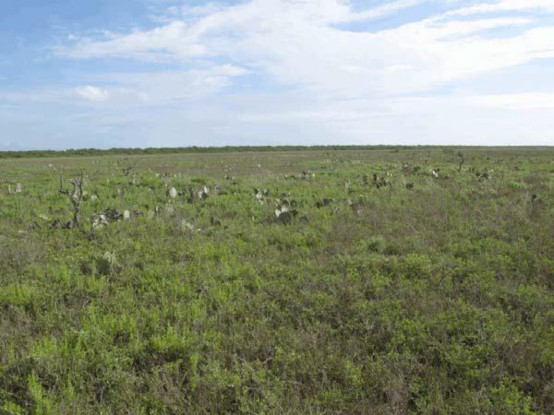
{"left": 1, "top": 147, "right": 553, "bottom": 414}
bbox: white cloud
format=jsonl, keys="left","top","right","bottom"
{"left": 449, "top": 0, "right": 554, "bottom": 16}
{"left": 464, "top": 92, "right": 554, "bottom": 110}
{"left": 1, "top": 65, "right": 248, "bottom": 109}
{"left": 56, "top": 0, "right": 554, "bottom": 101}
{"left": 83, "top": 64, "right": 249, "bottom": 105}
{"left": 75, "top": 85, "right": 110, "bottom": 102}
{"left": 4, "top": 0, "right": 554, "bottom": 148}
{"left": 60, "top": 21, "right": 205, "bottom": 62}
{"left": 3, "top": 88, "right": 554, "bottom": 148}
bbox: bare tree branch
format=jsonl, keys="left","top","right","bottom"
{"left": 59, "top": 170, "right": 85, "bottom": 228}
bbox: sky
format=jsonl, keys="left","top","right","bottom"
{"left": 1, "top": 0, "right": 554, "bottom": 150}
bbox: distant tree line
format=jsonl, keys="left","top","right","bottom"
{"left": 0, "top": 145, "right": 543, "bottom": 159}
{"left": 0, "top": 145, "right": 427, "bottom": 159}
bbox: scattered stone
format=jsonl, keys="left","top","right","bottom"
{"left": 275, "top": 205, "right": 288, "bottom": 217}
{"left": 274, "top": 195, "right": 299, "bottom": 224}
{"left": 168, "top": 187, "right": 178, "bottom": 199}
{"left": 198, "top": 186, "right": 209, "bottom": 201}
{"left": 91, "top": 208, "right": 125, "bottom": 229}
{"left": 275, "top": 209, "right": 292, "bottom": 224}
{"left": 254, "top": 188, "right": 270, "bottom": 204}
{"left": 123, "top": 210, "right": 131, "bottom": 220}
{"left": 92, "top": 214, "right": 109, "bottom": 230}
{"left": 103, "top": 208, "right": 123, "bottom": 221}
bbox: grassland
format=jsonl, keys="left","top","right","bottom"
{"left": 0, "top": 147, "right": 553, "bottom": 414}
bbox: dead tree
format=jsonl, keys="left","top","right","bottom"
{"left": 59, "top": 171, "right": 85, "bottom": 228}
{"left": 119, "top": 159, "right": 138, "bottom": 177}
{"left": 457, "top": 151, "right": 465, "bottom": 172}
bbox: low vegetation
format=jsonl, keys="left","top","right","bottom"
{"left": 0, "top": 147, "right": 553, "bottom": 414}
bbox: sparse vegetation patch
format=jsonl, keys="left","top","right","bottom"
{"left": 0, "top": 147, "right": 553, "bottom": 414}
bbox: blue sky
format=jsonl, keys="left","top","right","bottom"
{"left": 1, "top": 0, "right": 554, "bottom": 149}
